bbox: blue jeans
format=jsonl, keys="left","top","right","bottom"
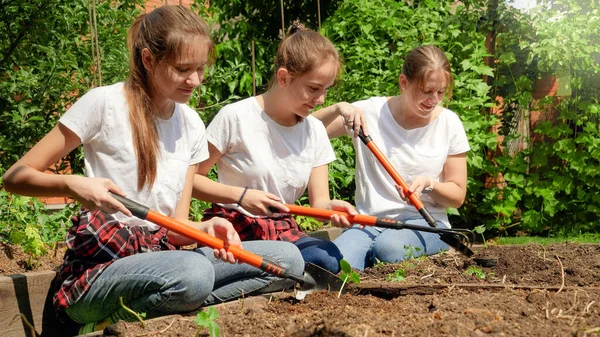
{"left": 65, "top": 240, "right": 303, "bottom": 324}
{"left": 294, "top": 236, "right": 343, "bottom": 274}
{"left": 333, "top": 217, "right": 450, "bottom": 270}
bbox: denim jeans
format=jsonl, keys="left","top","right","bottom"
{"left": 65, "top": 240, "right": 304, "bottom": 324}
{"left": 294, "top": 236, "right": 343, "bottom": 274}
{"left": 333, "top": 217, "right": 450, "bottom": 270}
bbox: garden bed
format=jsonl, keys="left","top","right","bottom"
{"left": 2, "top": 243, "right": 600, "bottom": 336}
{"left": 92, "top": 243, "right": 600, "bottom": 336}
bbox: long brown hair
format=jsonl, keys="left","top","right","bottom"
{"left": 269, "top": 21, "right": 342, "bottom": 87}
{"left": 402, "top": 45, "right": 454, "bottom": 100}
{"left": 125, "top": 5, "right": 214, "bottom": 190}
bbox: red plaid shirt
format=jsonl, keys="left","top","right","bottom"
{"left": 202, "top": 204, "right": 307, "bottom": 242}
{"left": 54, "top": 209, "right": 175, "bottom": 313}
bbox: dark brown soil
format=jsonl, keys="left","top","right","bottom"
{"left": 93, "top": 243, "right": 600, "bottom": 337}
{"left": 2, "top": 242, "right": 600, "bottom": 336}
{"left": 0, "top": 241, "right": 66, "bottom": 275}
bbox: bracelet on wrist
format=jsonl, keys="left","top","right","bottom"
{"left": 237, "top": 186, "right": 249, "bottom": 206}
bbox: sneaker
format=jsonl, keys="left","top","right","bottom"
{"left": 78, "top": 318, "right": 113, "bottom": 335}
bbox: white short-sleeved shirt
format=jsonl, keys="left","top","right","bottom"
{"left": 207, "top": 97, "right": 336, "bottom": 216}
{"left": 350, "top": 97, "right": 470, "bottom": 226}
{"left": 59, "top": 82, "right": 209, "bottom": 230}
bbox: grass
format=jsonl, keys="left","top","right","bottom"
{"left": 493, "top": 234, "right": 600, "bottom": 245}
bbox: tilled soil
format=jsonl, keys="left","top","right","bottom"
{"left": 95, "top": 243, "right": 600, "bottom": 337}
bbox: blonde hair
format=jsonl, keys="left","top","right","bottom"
{"left": 402, "top": 45, "right": 453, "bottom": 100}
{"left": 269, "top": 21, "right": 342, "bottom": 87}
{"left": 125, "top": 5, "right": 214, "bottom": 190}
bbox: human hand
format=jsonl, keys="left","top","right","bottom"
{"left": 66, "top": 176, "right": 132, "bottom": 216}
{"left": 396, "top": 176, "right": 435, "bottom": 202}
{"left": 198, "top": 217, "right": 242, "bottom": 264}
{"left": 335, "top": 102, "right": 368, "bottom": 137}
{"left": 239, "top": 188, "right": 290, "bottom": 215}
{"left": 325, "top": 199, "right": 358, "bottom": 228}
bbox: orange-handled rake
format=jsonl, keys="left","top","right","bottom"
{"left": 274, "top": 204, "right": 473, "bottom": 243}
{"left": 109, "top": 193, "right": 344, "bottom": 293}
{"left": 357, "top": 130, "right": 474, "bottom": 257}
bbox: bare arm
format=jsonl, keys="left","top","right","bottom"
{"left": 2, "top": 123, "right": 130, "bottom": 215}
{"left": 430, "top": 153, "right": 467, "bottom": 208}
{"left": 402, "top": 153, "right": 467, "bottom": 209}
{"left": 312, "top": 102, "right": 368, "bottom": 139}
{"left": 192, "top": 142, "right": 288, "bottom": 214}
{"left": 307, "top": 164, "right": 356, "bottom": 228}
{"left": 169, "top": 164, "right": 241, "bottom": 263}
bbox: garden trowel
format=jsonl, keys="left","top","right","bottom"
{"left": 109, "top": 193, "right": 344, "bottom": 299}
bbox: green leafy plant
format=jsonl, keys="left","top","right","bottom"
{"left": 338, "top": 259, "right": 360, "bottom": 298}
{"left": 404, "top": 245, "right": 422, "bottom": 260}
{"left": 464, "top": 266, "right": 486, "bottom": 280}
{"left": 194, "top": 307, "right": 220, "bottom": 337}
{"left": 385, "top": 268, "right": 407, "bottom": 282}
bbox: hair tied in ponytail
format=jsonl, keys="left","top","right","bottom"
{"left": 287, "top": 20, "right": 307, "bottom": 35}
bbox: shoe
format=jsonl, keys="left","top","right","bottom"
{"left": 78, "top": 318, "right": 113, "bottom": 335}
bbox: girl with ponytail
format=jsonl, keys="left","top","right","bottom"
{"left": 3, "top": 6, "right": 303, "bottom": 334}
{"left": 194, "top": 22, "right": 358, "bottom": 274}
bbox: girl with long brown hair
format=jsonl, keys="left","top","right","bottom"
{"left": 3, "top": 6, "right": 303, "bottom": 334}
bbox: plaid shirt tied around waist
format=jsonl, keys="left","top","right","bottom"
{"left": 202, "top": 204, "right": 308, "bottom": 242}
{"left": 54, "top": 209, "right": 175, "bottom": 313}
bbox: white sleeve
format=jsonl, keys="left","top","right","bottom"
{"left": 448, "top": 113, "right": 470, "bottom": 155}
{"left": 58, "top": 87, "right": 106, "bottom": 143}
{"left": 206, "top": 105, "right": 237, "bottom": 154}
{"left": 312, "top": 121, "right": 336, "bottom": 167}
{"left": 190, "top": 119, "right": 209, "bottom": 165}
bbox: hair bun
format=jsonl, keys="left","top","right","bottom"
{"left": 287, "top": 20, "right": 308, "bottom": 35}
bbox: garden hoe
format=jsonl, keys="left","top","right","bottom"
{"left": 356, "top": 129, "right": 474, "bottom": 257}
{"left": 109, "top": 193, "right": 344, "bottom": 299}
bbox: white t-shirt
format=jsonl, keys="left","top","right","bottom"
{"left": 207, "top": 97, "right": 336, "bottom": 215}
{"left": 350, "top": 97, "right": 470, "bottom": 226}
{"left": 59, "top": 82, "right": 209, "bottom": 230}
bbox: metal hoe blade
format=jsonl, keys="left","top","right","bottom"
{"left": 295, "top": 263, "right": 345, "bottom": 300}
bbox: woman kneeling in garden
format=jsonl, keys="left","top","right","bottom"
{"left": 315, "top": 45, "right": 470, "bottom": 270}
{"left": 2, "top": 5, "right": 304, "bottom": 334}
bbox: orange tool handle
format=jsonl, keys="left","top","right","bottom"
{"left": 110, "top": 193, "right": 304, "bottom": 283}
{"left": 283, "top": 204, "right": 454, "bottom": 235}
{"left": 357, "top": 130, "right": 437, "bottom": 227}
{"left": 281, "top": 204, "right": 473, "bottom": 257}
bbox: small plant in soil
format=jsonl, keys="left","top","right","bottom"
{"left": 338, "top": 259, "right": 360, "bottom": 298}
{"left": 404, "top": 245, "right": 422, "bottom": 259}
{"left": 386, "top": 268, "right": 407, "bottom": 282}
{"left": 464, "top": 266, "right": 487, "bottom": 279}
{"left": 194, "top": 306, "right": 220, "bottom": 337}
{"left": 120, "top": 297, "right": 146, "bottom": 328}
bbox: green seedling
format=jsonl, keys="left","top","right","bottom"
{"left": 119, "top": 297, "right": 146, "bottom": 328}
{"left": 473, "top": 225, "right": 487, "bottom": 245}
{"left": 464, "top": 266, "right": 486, "bottom": 279}
{"left": 194, "top": 307, "right": 220, "bottom": 337}
{"left": 386, "top": 268, "right": 407, "bottom": 282}
{"left": 404, "top": 245, "right": 422, "bottom": 260}
{"left": 338, "top": 259, "right": 360, "bottom": 298}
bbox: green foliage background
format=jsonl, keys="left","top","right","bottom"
{"left": 0, "top": 0, "right": 599, "bottom": 261}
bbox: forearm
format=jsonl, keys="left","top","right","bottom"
{"left": 2, "top": 164, "right": 73, "bottom": 197}
{"left": 192, "top": 174, "right": 245, "bottom": 205}
{"left": 313, "top": 104, "right": 341, "bottom": 128}
{"left": 428, "top": 181, "right": 466, "bottom": 209}
{"left": 167, "top": 218, "right": 199, "bottom": 246}
{"left": 313, "top": 104, "right": 346, "bottom": 139}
